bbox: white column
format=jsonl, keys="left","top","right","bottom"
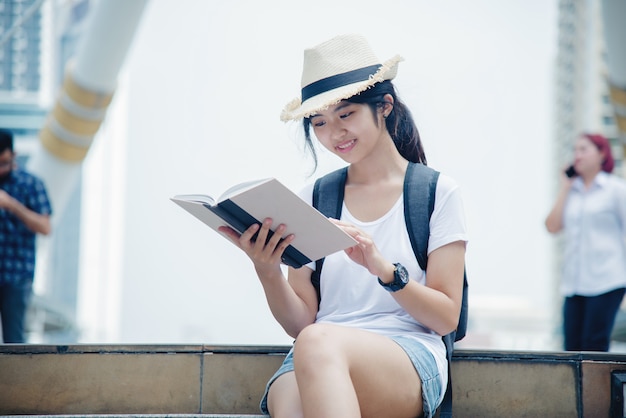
{"left": 27, "top": 0, "right": 149, "bottom": 219}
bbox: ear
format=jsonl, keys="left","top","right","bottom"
{"left": 382, "top": 94, "right": 394, "bottom": 118}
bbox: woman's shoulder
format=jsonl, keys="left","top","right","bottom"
{"left": 605, "top": 172, "right": 626, "bottom": 190}
{"left": 434, "top": 171, "right": 461, "bottom": 195}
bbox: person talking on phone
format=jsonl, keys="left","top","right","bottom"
{"left": 545, "top": 132, "right": 626, "bottom": 352}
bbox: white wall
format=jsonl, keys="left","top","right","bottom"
{"left": 77, "top": 0, "right": 559, "bottom": 347}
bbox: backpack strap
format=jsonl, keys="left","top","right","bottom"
{"left": 404, "top": 163, "right": 454, "bottom": 418}
{"left": 440, "top": 270, "right": 468, "bottom": 418}
{"left": 311, "top": 166, "right": 348, "bottom": 304}
{"left": 403, "top": 162, "right": 439, "bottom": 271}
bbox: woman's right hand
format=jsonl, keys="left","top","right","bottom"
{"left": 545, "top": 167, "right": 575, "bottom": 234}
{"left": 218, "top": 218, "right": 295, "bottom": 277}
{"left": 559, "top": 166, "right": 576, "bottom": 191}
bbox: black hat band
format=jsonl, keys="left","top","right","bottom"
{"left": 301, "top": 64, "right": 382, "bottom": 102}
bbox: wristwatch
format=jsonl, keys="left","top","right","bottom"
{"left": 378, "top": 263, "right": 409, "bottom": 292}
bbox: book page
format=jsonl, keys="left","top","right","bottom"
{"left": 218, "top": 178, "right": 273, "bottom": 202}
{"left": 170, "top": 197, "right": 225, "bottom": 229}
{"left": 171, "top": 194, "right": 216, "bottom": 206}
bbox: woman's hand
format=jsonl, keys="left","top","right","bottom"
{"left": 559, "top": 165, "right": 576, "bottom": 188}
{"left": 218, "top": 218, "right": 295, "bottom": 277}
{"left": 330, "top": 219, "right": 390, "bottom": 278}
{"left": 545, "top": 166, "right": 576, "bottom": 234}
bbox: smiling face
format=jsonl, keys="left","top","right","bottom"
{"left": 573, "top": 135, "right": 604, "bottom": 177}
{"left": 309, "top": 100, "right": 388, "bottom": 164}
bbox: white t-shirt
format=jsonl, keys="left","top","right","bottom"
{"left": 298, "top": 172, "right": 468, "bottom": 400}
{"left": 561, "top": 171, "right": 626, "bottom": 296}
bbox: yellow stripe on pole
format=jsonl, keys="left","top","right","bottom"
{"left": 63, "top": 70, "right": 114, "bottom": 109}
{"left": 38, "top": 66, "right": 116, "bottom": 163}
{"left": 40, "top": 124, "right": 90, "bottom": 162}
{"left": 52, "top": 103, "right": 104, "bottom": 136}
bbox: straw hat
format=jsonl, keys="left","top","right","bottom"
{"left": 280, "top": 34, "right": 403, "bottom": 121}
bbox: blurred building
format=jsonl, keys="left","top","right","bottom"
{"left": 554, "top": 0, "right": 620, "bottom": 165}
{"left": 552, "top": 0, "right": 626, "bottom": 349}
{"left": 0, "top": 0, "right": 92, "bottom": 342}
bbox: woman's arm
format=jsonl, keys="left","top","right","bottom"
{"left": 392, "top": 241, "right": 465, "bottom": 335}
{"left": 545, "top": 176, "right": 573, "bottom": 234}
{"left": 333, "top": 219, "right": 466, "bottom": 336}
{"left": 259, "top": 265, "right": 319, "bottom": 338}
{"left": 218, "top": 218, "right": 318, "bottom": 338}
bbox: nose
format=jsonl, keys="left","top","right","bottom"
{"left": 329, "top": 121, "right": 346, "bottom": 141}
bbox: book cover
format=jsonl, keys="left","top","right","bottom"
{"left": 171, "top": 178, "right": 357, "bottom": 268}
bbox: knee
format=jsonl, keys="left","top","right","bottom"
{"left": 294, "top": 323, "right": 335, "bottom": 356}
{"left": 296, "top": 322, "right": 334, "bottom": 342}
{"left": 293, "top": 323, "right": 342, "bottom": 371}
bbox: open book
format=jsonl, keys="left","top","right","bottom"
{"left": 171, "top": 178, "right": 357, "bottom": 268}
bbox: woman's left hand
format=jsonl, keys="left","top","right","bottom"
{"left": 330, "top": 219, "right": 389, "bottom": 278}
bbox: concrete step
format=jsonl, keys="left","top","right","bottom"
{"left": 11, "top": 414, "right": 266, "bottom": 417}
{"left": 3, "top": 345, "right": 626, "bottom": 417}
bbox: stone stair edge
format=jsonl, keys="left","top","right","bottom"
{"left": 7, "top": 415, "right": 267, "bottom": 418}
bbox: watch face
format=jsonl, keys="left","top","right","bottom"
{"left": 394, "top": 263, "right": 409, "bottom": 286}
{"left": 378, "top": 263, "right": 410, "bottom": 292}
{"left": 394, "top": 263, "right": 409, "bottom": 284}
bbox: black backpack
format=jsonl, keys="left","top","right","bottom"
{"left": 311, "top": 162, "right": 468, "bottom": 418}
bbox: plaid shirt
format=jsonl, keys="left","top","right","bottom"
{"left": 0, "top": 168, "right": 52, "bottom": 285}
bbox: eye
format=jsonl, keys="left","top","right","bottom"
{"left": 339, "top": 111, "right": 353, "bottom": 119}
{"left": 313, "top": 119, "right": 326, "bottom": 128}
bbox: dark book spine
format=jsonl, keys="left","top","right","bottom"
{"left": 206, "top": 199, "right": 311, "bottom": 269}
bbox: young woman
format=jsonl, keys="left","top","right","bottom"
{"left": 219, "top": 34, "right": 468, "bottom": 418}
{"left": 545, "top": 133, "right": 626, "bottom": 352}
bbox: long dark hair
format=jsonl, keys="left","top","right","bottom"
{"left": 302, "top": 80, "right": 427, "bottom": 170}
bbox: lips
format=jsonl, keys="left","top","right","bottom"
{"left": 336, "top": 139, "right": 356, "bottom": 153}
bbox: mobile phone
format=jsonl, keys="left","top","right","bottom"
{"left": 564, "top": 164, "right": 577, "bottom": 178}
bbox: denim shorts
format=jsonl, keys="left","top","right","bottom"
{"left": 259, "top": 335, "right": 443, "bottom": 417}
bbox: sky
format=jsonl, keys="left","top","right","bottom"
{"left": 75, "top": 0, "right": 560, "bottom": 348}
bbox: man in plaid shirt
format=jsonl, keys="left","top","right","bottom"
{"left": 0, "top": 128, "right": 52, "bottom": 343}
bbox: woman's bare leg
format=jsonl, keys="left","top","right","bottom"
{"left": 267, "top": 371, "right": 303, "bottom": 418}
{"left": 293, "top": 323, "right": 423, "bottom": 418}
